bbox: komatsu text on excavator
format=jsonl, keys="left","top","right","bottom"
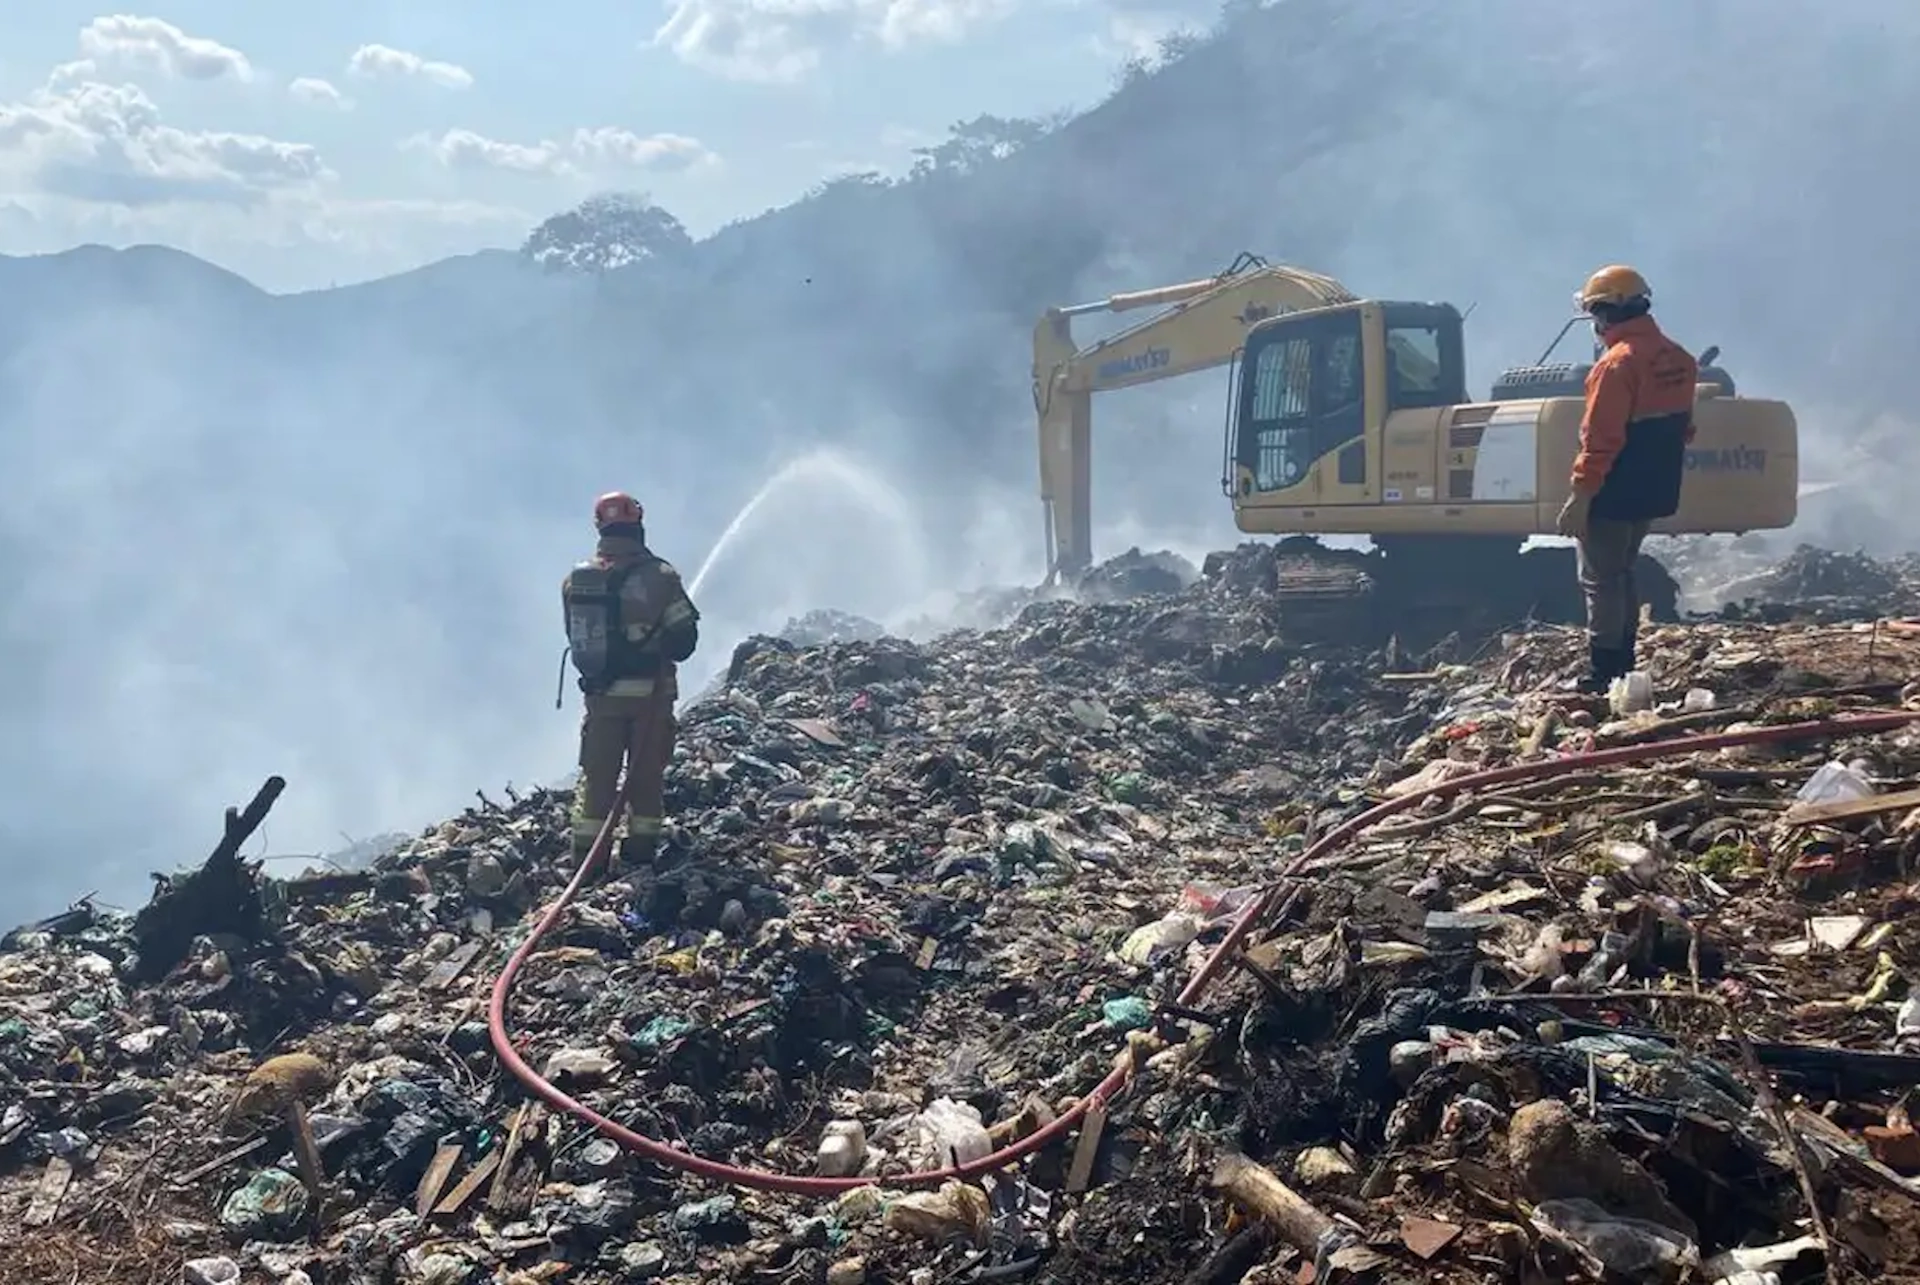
{"left": 1033, "top": 253, "right": 1799, "bottom": 630}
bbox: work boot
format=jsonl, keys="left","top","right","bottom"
{"left": 1576, "top": 645, "right": 1630, "bottom": 695}
{"left": 618, "top": 834, "right": 659, "bottom": 868}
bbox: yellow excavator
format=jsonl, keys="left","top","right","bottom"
{"left": 1033, "top": 253, "right": 1799, "bottom": 630}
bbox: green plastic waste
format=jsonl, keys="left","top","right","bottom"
{"left": 633, "top": 1015, "right": 696, "bottom": 1050}
{"left": 1101, "top": 996, "right": 1152, "bottom": 1031}
{"left": 219, "top": 1167, "right": 309, "bottom": 1241}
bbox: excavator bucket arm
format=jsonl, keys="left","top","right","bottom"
{"left": 1033, "top": 258, "right": 1356, "bottom": 580}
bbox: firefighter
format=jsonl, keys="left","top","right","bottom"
{"left": 1555, "top": 265, "right": 1699, "bottom": 693}
{"left": 561, "top": 492, "right": 700, "bottom": 866}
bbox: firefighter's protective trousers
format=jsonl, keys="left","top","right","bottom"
{"left": 571, "top": 680, "right": 677, "bottom": 857}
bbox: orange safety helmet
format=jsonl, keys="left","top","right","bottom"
{"left": 1575, "top": 264, "right": 1652, "bottom": 312}
{"left": 593, "top": 491, "right": 643, "bottom": 530}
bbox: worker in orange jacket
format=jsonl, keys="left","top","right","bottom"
{"left": 561, "top": 492, "right": 700, "bottom": 866}
{"left": 1555, "top": 265, "right": 1698, "bottom": 694}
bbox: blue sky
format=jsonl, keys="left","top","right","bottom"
{"left": 0, "top": 3, "right": 1200, "bottom": 289}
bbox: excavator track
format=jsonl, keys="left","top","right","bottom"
{"left": 1270, "top": 558, "right": 1377, "bottom": 642}
{"left": 1256, "top": 536, "right": 1683, "bottom": 655}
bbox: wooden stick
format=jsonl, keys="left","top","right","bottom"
{"left": 1064, "top": 1105, "right": 1106, "bottom": 1194}
{"left": 210, "top": 776, "right": 289, "bottom": 872}
{"left": 433, "top": 1150, "right": 502, "bottom": 1216}
{"left": 23, "top": 1157, "right": 73, "bottom": 1228}
{"left": 1210, "top": 1152, "right": 1335, "bottom": 1257}
{"left": 170, "top": 1136, "right": 269, "bottom": 1187}
{"left": 283, "top": 1100, "right": 326, "bottom": 1202}
{"left": 416, "top": 1144, "right": 463, "bottom": 1216}
{"left": 424, "top": 940, "right": 484, "bottom": 991}
{"left": 1522, "top": 707, "right": 1559, "bottom": 759}
{"left": 1595, "top": 706, "right": 1758, "bottom": 746}
{"left": 1785, "top": 784, "right": 1920, "bottom": 828}
{"left": 488, "top": 1103, "right": 535, "bottom": 1210}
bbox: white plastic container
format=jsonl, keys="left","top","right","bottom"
{"left": 1609, "top": 670, "right": 1653, "bottom": 715}
{"left": 816, "top": 1119, "right": 868, "bottom": 1177}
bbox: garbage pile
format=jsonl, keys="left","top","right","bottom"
{"left": 1664, "top": 539, "right": 1920, "bottom": 621}
{"left": 1658, "top": 535, "right": 1791, "bottom": 613}
{"left": 1711, "top": 546, "right": 1920, "bottom": 623}
{"left": 774, "top": 609, "right": 889, "bottom": 648}
{"left": 8, "top": 542, "right": 1920, "bottom": 1285}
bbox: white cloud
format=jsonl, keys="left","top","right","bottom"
{"left": 421, "top": 130, "right": 560, "bottom": 175}
{"left": 572, "top": 127, "right": 715, "bottom": 172}
{"left": 874, "top": 0, "right": 1010, "bottom": 43}
{"left": 346, "top": 44, "right": 475, "bottom": 90}
{"left": 77, "top": 14, "right": 253, "bottom": 82}
{"left": 289, "top": 77, "right": 353, "bottom": 111}
{"left": 651, "top": 0, "right": 1011, "bottom": 82}
{"left": 0, "top": 26, "right": 534, "bottom": 287}
{"left": 0, "top": 72, "right": 331, "bottom": 208}
{"left": 409, "top": 127, "right": 718, "bottom": 177}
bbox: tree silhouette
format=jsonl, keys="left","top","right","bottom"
{"left": 519, "top": 192, "right": 694, "bottom": 274}
{"left": 908, "top": 114, "right": 1057, "bottom": 180}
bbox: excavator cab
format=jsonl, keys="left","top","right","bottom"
{"left": 1224, "top": 301, "right": 1469, "bottom": 515}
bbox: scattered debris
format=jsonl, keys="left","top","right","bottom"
{"left": 8, "top": 540, "right": 1920, "bottom": 1283}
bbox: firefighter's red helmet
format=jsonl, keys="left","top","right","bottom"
{"left": 593, "top": 492, "right": 643, "bottom": 530}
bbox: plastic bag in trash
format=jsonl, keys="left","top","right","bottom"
{"left": 907, "top": 1097, "right": 992, "bottom": 1168}
{"left": 1532, "top": 1197, "right": 1699, "bottom": 1280}
{"left": 883, "top": 1181, "right": 990, "bottom": 1247}
{"left": 1796, "top": 761, "right": 1873, "bottom": 807}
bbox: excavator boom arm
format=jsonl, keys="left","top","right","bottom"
{"left": 1034, "top": 259, "right": 1357, "bottom": 578}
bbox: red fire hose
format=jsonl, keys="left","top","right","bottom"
{"left": 487, "top": 708, "right": 1919, "bottom": 1194}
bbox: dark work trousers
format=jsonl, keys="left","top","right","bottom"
{"left": 1576, "top": 518, "right": 1652, "bottom": 652}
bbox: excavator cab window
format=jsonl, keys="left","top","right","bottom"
{"left": 1238, "top": 306, "right": 1366, "bottom": 493}
{"left": 1381, "top": 302, "right": 1467, "bottom": 410}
